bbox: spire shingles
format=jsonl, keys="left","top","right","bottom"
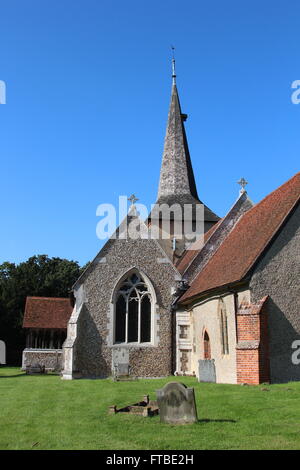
{"left": 157, "top": 83, "right": 219, "bottom": 224}
{"left": 157, "top": 84, "right": 199, "bottom": 202}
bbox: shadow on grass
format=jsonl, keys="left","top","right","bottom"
{"left": 198, "top": 419, "right": 237, "bottom": 423}
{"left": 0, "top": 374, "right": 27, "bottom": 378}
{"left": 0, "top": 373, "right": 60, "bottom": 379}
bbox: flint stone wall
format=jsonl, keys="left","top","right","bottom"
{"left": 72, "top": 237, "right": 178, "bottom": 378}
{"left": 22, "top": 349, "right": 62, "bottom": 371}
{"left": 250, "top": 203, "right": 300, "bottom": 383}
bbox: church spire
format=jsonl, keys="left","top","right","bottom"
{"left": 157, "top": 58, "right": 199, "bottom": 204}
{"left": 155, "top": 57, "right": 220, "bottom": 236}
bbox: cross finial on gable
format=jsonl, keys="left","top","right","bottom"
{"left": 128, "top": 194, "right": 139, "bottom": 206}
{"left": 237, "top": 177, "right": 248, "bottom": 194}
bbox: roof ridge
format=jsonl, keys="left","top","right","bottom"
{"left": 247, "top": 172, "right": 300, "bottom": 213}
{"left": 239, "top": 191, "right": 300, "bottom": 280}
{"left": 237, "top": 172, "right": 300, "bottom": 279}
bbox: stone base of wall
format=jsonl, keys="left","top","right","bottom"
{"left": 22, "top": 349, "right": 63, "bottom": 372}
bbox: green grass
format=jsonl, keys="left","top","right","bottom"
{"left": 1, "top": 367, "right": 300, "bottom": 450}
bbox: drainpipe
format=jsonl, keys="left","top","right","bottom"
{"left": 170, "top": 303, "right": 175, "bottom": 374}
{"left": 230, "top": 290, "right": 239, "bottom": 344}
{"left": 171, "top": 280, "right": 189, "bottom": 375}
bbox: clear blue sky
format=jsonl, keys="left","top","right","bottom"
{"left": 0, "top": 0, "right": 299, "bottom": 266}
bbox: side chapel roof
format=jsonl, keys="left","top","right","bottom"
{"left": 23, "top": 296, "right": 73, "bottom": 329}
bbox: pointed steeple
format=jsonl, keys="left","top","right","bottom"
{"left": 157, "top": 81, "right": 199, "bottom": 203}
{"left": 156, "top": 59, "right": 219, "bottom": 226}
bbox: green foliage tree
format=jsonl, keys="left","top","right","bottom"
{"left": 0, "top": 255, "right": 85, "bottom": 365}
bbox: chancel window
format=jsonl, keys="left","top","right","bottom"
{"left": 114, "top": 273, "right": 152, "bottom": 344}
{"left": 220, "top": 309, "right": 229, "bottom": 355}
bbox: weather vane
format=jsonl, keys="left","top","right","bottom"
{"left": 171, "top": 45, "right": 176, "bottom": 85}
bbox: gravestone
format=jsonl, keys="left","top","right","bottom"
{"left": 0, "top": 340, "right": 5, "bottom": 365}
{"left": 156, "top": 382, "right": 198, "bottom": 424}
{"left": 198, "top": 359, "right": 216, "bottom": 383}
{"left": 112, "top": 348, "right": 130, "bottom": 380}
{"left": 116, "top": 363, "right": 129, "bottom": 375}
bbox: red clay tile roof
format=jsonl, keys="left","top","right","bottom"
{"left": 180, "top": 172, "right": 300, "bottom": 304}
{"left": 176, "top": 219, "right": 223, "bottom": 274}
{"left": 23, "top": 296, "right": 73, "bottom": 329}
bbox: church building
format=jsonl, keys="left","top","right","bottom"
{"left": 23, "top": 60, "right": 300, "bottom": 385}
{"left": 61, "top": 60, "right": 300, "bottom": 384}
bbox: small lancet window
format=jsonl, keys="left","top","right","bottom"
{"left": 114, "top": 272, "right": 152, "bottom": 344}
{"left": 204, "top": 331, "right": 211, "bottom": 359}
{"left": 220, "top": 308, "right": 229, "bottom": 355}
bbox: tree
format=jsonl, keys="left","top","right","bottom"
{"left": 0, "top": 255, "right": 85, "bottom": 365}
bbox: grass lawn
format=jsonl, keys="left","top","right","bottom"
{"left": 1, "top": 367, "right": 300, "bottom": 450}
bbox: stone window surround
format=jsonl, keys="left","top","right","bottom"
{"left": 179, "top": 324, "right": 189, "bottom": 339}
{"left": 107, "top": 267, "right": 159, "bottom": 348}
{"left": 114, "top": 273, "right": 152, "bottom": 344}
{"left": 177, "top": 321, "right": 192, "bottom": 347}
{"left": 176, "top": 311, "right": 193, "bottom": 375}
{"left": 179, "top": 349, "right": 190, "bottom": 372}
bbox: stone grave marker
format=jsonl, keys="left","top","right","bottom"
{"left": 156, "top": 382, "right": 198, "bottom": 424}
{"left": 0, "top": 340, "right": 5, "bottom": 364}
{"left": 198, "top": 359, "right": 216, "bottom": 383}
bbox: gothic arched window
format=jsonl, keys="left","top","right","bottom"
{"left": 114, "top": 272, "right": 152, "bottom": 344}
{"left": 203, "top": 331, "right": 211, "bottom": 359}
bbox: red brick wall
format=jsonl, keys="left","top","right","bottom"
{"left": 237, "top": 316, "right": 259, "bottom": 341}
{"left": 236, "top": 297, "right": 270, "bottom": 385}
{"left": 236, "top": 350, "right": 260, "bottom": 384}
